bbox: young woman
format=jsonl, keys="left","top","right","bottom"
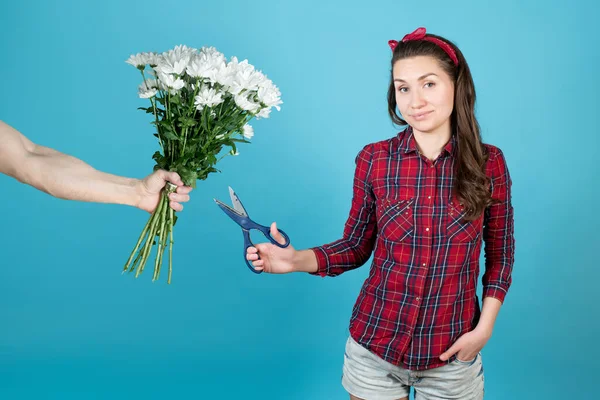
{"left": 246, "top": 27, "right": 515, "bottom": 400}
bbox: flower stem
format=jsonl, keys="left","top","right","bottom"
{"left": 168, "top": 206, "right": 175, "bottom": 284}
{"left": 123, "top": 204, "right": 157, "bottom": 274}
{"left": 152, "top": 193, "right": 169, "bottom": 281}
{"left": 135, "top": 192, "right": 166, "bottom": 277}
{"left": 124, "top": 183, "right": 178, "bottom": 282}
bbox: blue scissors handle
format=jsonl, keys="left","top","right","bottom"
{"left": 242, "top": 224, "right": 290, "bottom": 274}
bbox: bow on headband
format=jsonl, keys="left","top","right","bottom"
{"left": 388, "top": 27, "right": 459, "bottom": 66}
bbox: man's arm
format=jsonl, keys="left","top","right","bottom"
{"left": 0, "top": 120, "right": 192, "bottom": 212}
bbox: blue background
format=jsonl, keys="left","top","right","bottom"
{"left": 1, "top": 0, "right": 598, "bottom": 399}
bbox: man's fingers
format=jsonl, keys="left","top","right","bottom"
{"left": 169, "top": 193, "right": 190, "bottom": 203}
{"left": 167, "top": 171, "right": 184, "bottom": 186}
{"left": 169, "top": 201, "right": 183, "bottom": 212}
{"left": 155, "top": 169, "right": 183, "bottom": 186}
{"left": 176, "top": 186, "right": 193, "bottom": 194}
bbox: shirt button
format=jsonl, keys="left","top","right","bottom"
{"left": 425, "top": 228, "right": 430, "bottom": 232}
{"left": 428, "top": 196, "right": 431, "bottom": 199}
{"left": 416, "top": 297, "right": 421, "bottom": 302}
{"left": 422, "top": 263, "right": 426, "bottom": 267}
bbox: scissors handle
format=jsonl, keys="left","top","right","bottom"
{"left": 255, "top": 224, "right": 290, "bottom": 248}
{"left": 242, "top": 224, "right": 291, "bottom": 274}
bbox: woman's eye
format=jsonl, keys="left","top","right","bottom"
{"left": 424, "top": 82, "right": 435, "bottom": 88}
{"left": 397, "top": 87, "right": 408, "bottom": 93}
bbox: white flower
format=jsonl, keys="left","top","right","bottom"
{"left": 215, "top": 56, "right": 240, "bottom": 89}
{"left": 228, "top": 60, "right": 266, "bottom": 95}
{"left": 172, "top": 44, "right": 197, "bottom": 57}
{"left": 156, "top": 58, "right": 188, "bottom": 76}
{"left": 138, "top": 79, "right": 158, "bottom": 98}
{"left": 257, "top": 80, "right": 283, "bottom": 111}
{"left": 156, "top": 56, "right": 187, "bottom": 76}
{"left": 234, "top": 92, "right": 261, "bottom": 113}
{"left": 215, "top": 133, "right": 226, "bottom": 140}
{"left": 200, "top": 46, "right": 227, "bottom": 64}
{"left": 153, "top": 45, "right": 197, "bottom": 76}
{"left": 157, "top": 72, "right": 185, "bottom": 91}
{"left": 194, "top": 87, "right": 224, "bottom": 110}
{"left": 187, "top": 52, "right": 225, "bottom": 82}
{"left": 125, "top": 52, "right": 157, "bottom": 69}
{"left": 242, "top": 124, "right": 254, "bottom": 139}
{"left": 146, "top": 52, "right": 160, "bottom": 67}
{"left": 255, "top": 107, "right": 271, "bottom": 119}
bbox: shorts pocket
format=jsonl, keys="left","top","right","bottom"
{"left": 454, "top": 352, "right": 480, "bottom": 366}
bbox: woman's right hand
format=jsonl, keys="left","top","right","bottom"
{"left": 246, "top": 222, "right": 297, "bottom": 274}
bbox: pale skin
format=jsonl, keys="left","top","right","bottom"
{"left": 0, "top": 120, "right": 193, "bottom": 213}
{"left": 247, "top": 56, "right": 502, "bottom": 400}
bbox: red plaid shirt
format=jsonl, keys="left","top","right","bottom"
{"left": 310, "top": 127, "right": 515, "bottom": 371}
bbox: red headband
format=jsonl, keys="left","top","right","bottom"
{"left": 388, "top": 27, "right": 459, "bottom": 66}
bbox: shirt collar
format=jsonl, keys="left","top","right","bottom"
{"left": 397, "top": 125, "right": 456, "bottom": 158}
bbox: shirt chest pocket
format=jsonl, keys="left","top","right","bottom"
{"left": 445, "top": 199, "right": 484, "bottom": 243}
{"left": 376, "top": 197, "right": 415, "bottom": 243}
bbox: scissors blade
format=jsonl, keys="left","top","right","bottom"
{"left": 229, "top": 186, "right": 248, "bottom": 217}
{"left": 214, "top": 198, "right": 243, "bottom": 218}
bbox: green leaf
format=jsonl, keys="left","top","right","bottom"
{"left": 162, "top": 130, "right": 179, "bottom": 140}
{"left": 137, "top": 106, "right": 155, "bottom": 114}
{"left": 178, "top": 169, "right": 197, "bottom": 187}
{"left": 158, "top": 120, "right": 172, "bottom": 130}
{"left": 184, "top": 117, "right": 198, "bottom": 127}
{"left": 152, "top": 151, "right": 167, "bottom": 169}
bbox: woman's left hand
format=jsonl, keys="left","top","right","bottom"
{"left": 439, "top": 327, "right": 492, "bottom": 363}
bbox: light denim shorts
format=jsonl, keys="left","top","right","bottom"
{"left": 342, "top": 336, "right": 484, "bottom": 400}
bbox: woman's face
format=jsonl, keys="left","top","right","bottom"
{"left": 392, "top": 55, "right": 455, "bottom": 135}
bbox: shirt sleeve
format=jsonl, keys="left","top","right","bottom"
{"left": 309, "top": 144, "right": 377, "bottom": 277}
{"left": 482, "top": 147, "right": 515, "bottom": 303}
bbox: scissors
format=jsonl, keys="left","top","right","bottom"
{"left": 214, "top": 187, "right": 290, "bottom": 274}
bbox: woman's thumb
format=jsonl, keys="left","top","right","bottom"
{"left": 270, "top": 222, "right": 286, "bottom": 245}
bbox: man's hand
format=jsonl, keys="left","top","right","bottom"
{"left": 135, "top": 170, "right": 193, "bottom": 213}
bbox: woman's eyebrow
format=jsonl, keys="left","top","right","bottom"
{"left": 394, "top": 73, "right": 438, "bottom": 83}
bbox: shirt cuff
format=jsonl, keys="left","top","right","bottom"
{"left": 308, "top": 247, "right": 328, "bottom": 277}
{"left": 483, "top": 285, "right": 508, "bottom": 304}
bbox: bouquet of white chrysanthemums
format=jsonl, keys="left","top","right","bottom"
{"left": 122, "top": 45, "right": 282, "bottom": 283}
